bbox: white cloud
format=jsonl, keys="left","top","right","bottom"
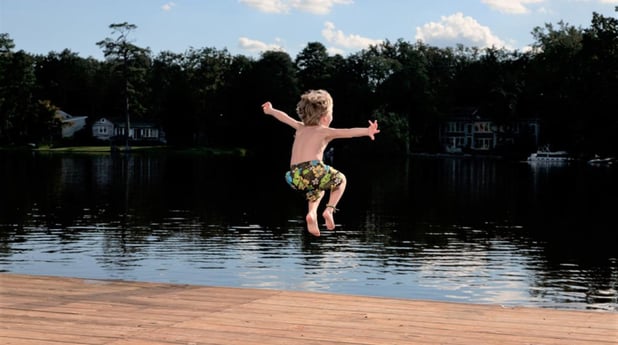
{"left": 239, "top": 0, "right": 289, "bottom": 14}
{"left": 238, "top": 37, "right": 286, "bottom": 53}
{"left": 326, "top": 46, "right": 346, "bottom": 56}
{"left": 598, "top": 0, "right": 618, "bottom": 3}
{"left": 415, "top": 12, "right": 508, "bottom": 49}
{"left": 240, "top": 0, "right": 353, "bottom": 14}
{"left": 481, "top": 0, "right": 544, "bottom": 14}
{"left": 321, "top": 21, "right": 382, "bottom": 51}
{"left": 161, "top": 2, "right": 176, "bottom": 12}
{"left": 292, "top": 0, "right": 353, "bottom": 15}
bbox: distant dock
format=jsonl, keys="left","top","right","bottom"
{"left": 1, "top": 273, "right": 616, "bottom": 344}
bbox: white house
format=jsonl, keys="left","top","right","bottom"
{"left": 54, "top": 110, "right": 88, "bottom": 138}
{"left": 92, "top": 117, "right": 166, "bottom": 143}
{"left": 439, "top": 108, "right": 540, "bottom": 153}
{"left": 91, "top": 117, "right": 114, "bottom": 140}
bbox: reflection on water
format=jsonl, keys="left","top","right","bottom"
{"left": 0, "top": 152, "right": 616, "bottom": 311}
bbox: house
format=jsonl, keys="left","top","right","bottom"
{"left": 54, "top": 110, "right": 88, "bottom": 138}
{"left": 92, "top": 117, "right": 166, "bottom": 144}
{"left": 439, "top": 108, "right": 539, "bottom": 153}
{"left": 91, "top": 117, "right": 114, "bottom": 140}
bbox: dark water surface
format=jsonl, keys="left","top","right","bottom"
{"left": 0, "top": 152, "right": 616, "bottom": 311}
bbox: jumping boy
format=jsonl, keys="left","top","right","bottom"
{"left": 262, "top": 89, "right": 380, "bottom": 236}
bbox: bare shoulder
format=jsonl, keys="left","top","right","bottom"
{"left": 317, "top": 126, "right": 337, "bottom": 138}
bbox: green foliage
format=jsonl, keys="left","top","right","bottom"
{"left": 0, "top": 43, "right": 38, "bottom": 144}
{"left": 1, "top": 12, "right": 617, "bottom": 156}
{"left": 96, "top": 22, "right": 151, "bottom": 149}
{"left": 296, "top": 42, "right": 333, "bottom": 91}
{"left": 374, "top": 111, "right": 410, "bottom": 155}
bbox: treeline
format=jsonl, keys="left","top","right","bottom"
{"left": 1, "top": 12, "right": 617, "bottom": 157}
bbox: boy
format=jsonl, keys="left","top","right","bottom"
{"left": 262, "top": 89, "right": 380, "bottom": 236}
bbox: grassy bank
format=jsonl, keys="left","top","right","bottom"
{"left": 1, "top": 145, "right": 248, "bottom": 157}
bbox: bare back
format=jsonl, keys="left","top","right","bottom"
{"left": 290, "top": 125, "right": 331, "bottom": 166}
{"left": 261, "top": 100, "right": 378, "bottom": 166}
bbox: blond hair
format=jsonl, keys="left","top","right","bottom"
{"left": 296, "top": 89, "right": 333, "bottom": 126}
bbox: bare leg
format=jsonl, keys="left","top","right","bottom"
{"left": 323, "top": 176, "right": 346, "bottom": 230}
{"left": 306, "top": 192, "right": 324, "bottom": 236}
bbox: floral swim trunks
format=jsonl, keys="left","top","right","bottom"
{"left": 285, "top": 160, "right": 344, "bottom": 202}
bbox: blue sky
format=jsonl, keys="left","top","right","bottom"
{"left": 1, "top": 0, "right": 617, "bottom": 60}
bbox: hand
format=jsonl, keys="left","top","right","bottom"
{"left": 261, "top": 102, "right": 273, "bottom": 114}
{"left": 367, "top": 120, "right": 380, "bottom": 140}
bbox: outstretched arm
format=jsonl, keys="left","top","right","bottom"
{"left": 326, "top": 120, "right": 380, "bottom": 141}
{"left": 262, "top": 102, "right": 302, "bottom": 130}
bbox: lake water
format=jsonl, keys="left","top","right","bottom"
{"left": 0, "top": 151, "right": 616, "bottom": 312}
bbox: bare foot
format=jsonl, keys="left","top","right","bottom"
{"left": 306, "top": 212, "right": 320, "bottom": 236}
{"left": 322, "top": 208, "right": 336, "bottom": 230}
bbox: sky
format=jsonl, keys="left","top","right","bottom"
{"left": 1, "top": 0, "right": 618, "bottom": 60}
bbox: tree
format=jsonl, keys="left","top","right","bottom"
{"left": 35, "top": 49, "right": 101, "bottom": 116}
{"left": 374, "top": 40, "right": 434, "bottom": 153}
{"left": 184, "top": 47, "right": 234, "bottom": 145}
{"left": 295, "top": 42, "right": 334, "bottom": 91}
{"left": 249, "top": 51, "right": 300, "bottom": 156}
{"left": 0, "top": 33, "right": 15, "bottom": 54}
{"left": 0, "top": 33, "right": 15, "bottom": 142}
{"left": 149, "top": 51, "right": 191, "bottom": 145}
{"left": 528, "top": 21, "right": 585, "bottom": 150}
{"left": 3, "top": 14, "right": 618, "bottom": 157}
{"left": 97, "top": 22, "right": 151, "bottom": 150}
{"left": 578, "top": 12, "right": 618, "bottom": 154}
{"left": 0, "top": 34, "right": 38, "bottom": 144}
{"left": 218, "top": 54, "right": 255, "bottom": 147}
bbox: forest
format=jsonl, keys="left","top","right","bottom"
{"left": 0, "top": 12, "right": 617, "bottom": 158}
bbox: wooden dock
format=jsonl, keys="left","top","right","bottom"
{"left": 1, "top": 273, "right": 616, "bottom": 345}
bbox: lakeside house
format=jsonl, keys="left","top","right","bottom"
{"left": 54, "top": 110, "right": 88, "bottom": 138}
{"left": 438, "top": 108, "right": 540, "bottom": 153}
{"left": 92, "top": 117, "right": 166, "bottom": 144}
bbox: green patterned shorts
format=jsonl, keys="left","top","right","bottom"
{"left": 285, "top": 160, "right": 344, "bottom": 202}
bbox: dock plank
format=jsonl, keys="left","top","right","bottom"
{"left": 1, "top": 273, "right": 616, "bottom": 345}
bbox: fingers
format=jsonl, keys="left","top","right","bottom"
{"left": 261, "top": 102, "right": 271, "bottom": 113}
{"left": 368, "top": 120, "right": 379, "bottom": 140}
